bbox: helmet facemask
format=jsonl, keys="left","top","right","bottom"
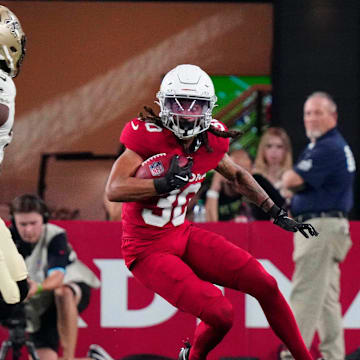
{"left": 158, "top": 95, "right": 214, "bottom": 139}
{"left": 156, "top": 64, "right": 217, "bottom": 139}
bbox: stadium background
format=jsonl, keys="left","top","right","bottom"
{"left": 1, "top": 1, "right": 357, "bottom": 220}
{"left": 0, "top": 1, "right": 273, "bottom": 220}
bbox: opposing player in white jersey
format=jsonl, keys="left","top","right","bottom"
{"left": 0, "top": 5, "right": 28, "bottom": 305}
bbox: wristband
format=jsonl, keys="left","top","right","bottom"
{"left": 268, "top": 204, "right": 281, "bottom": 218}
{"left": 206, "top": 190, "right": 219, "bottom": 199}
{"left": 36, "top": 283, "right": 43, "bottom": 294}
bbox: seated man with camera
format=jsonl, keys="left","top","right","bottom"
{"left": 8, "top": 194, "right": 101, "bottom": 360}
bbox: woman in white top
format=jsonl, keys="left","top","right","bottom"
{"left": 250, "top": 127, "right": 293, "bottom": 220}
{"left": 253, "top": 127, "right": 293, "bottom": 198}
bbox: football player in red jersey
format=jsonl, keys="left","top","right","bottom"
{"left": 105, "top": 64, "right": 318, "bottom": 360}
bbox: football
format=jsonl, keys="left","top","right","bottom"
{"left": 135, "top": 153, "right": 189, "bottom": 179}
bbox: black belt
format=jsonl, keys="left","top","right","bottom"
{"left": 294, "top": 211, "right": 347, "bottom": 223}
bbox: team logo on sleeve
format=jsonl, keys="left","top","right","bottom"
{"left": 297, "top": 159, "right": 313, "bottom": 171}
{"left": 149, "top": 161, "right": 165, "bottom": 177}
{"left": 131, "top": 121, "right": 139, "bottom": 130}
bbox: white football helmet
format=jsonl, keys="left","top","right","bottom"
{"left": 0, "top": 6, "right": 26, "bottom": 78}
{"left": 156, "top": 64, "right": 217, "bottom": 139}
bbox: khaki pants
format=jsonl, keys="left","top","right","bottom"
{"left": 0, "top": 218, "right": 28, "bottom": 303}
{"left": 290, "top": 217, "right": 352, "bottom": 360}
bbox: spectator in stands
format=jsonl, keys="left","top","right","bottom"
{"left": 205, "top": 149, "right": 254, "bottom": 222}
{"left": 280, "top": 91, "right": 355, "bottom": 360}
{"left": 251, "top": 127, "right": 293, "bottom": 220}
{"left": 9, "top": 194, "right": 102, "bottom": 360}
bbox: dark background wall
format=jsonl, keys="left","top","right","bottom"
{"left": 0, "top": 1, "right": 272, "bottom": 220}
{"left": 0, "top": 1, "right": 358, "bottom": 219}
{"left": 272, "top": 0, "right": 360, "bottom": 219}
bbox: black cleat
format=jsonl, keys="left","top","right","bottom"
{"left": 178, "top": 341, "right": 191, "bottom": 360}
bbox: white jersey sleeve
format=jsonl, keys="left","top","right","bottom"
{"left": 0, "top": 70, "right": 16, "bottom": 164}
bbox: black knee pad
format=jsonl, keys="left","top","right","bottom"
{"left": 17, "top": 279, "right": 29, "bottom": 302}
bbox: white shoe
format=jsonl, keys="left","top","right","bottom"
{"left": 178, "top": 341, "right": 191, "bottom": 360}
{"left": 279, "top": 347, "right": 293, "bottom": 360}
{"left": 88, "top": 344, "right": 114, "bottom": 360}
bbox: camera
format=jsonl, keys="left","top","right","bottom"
{"left": 0, "top": 302, "right": 39, "bottom": 360}
{"left": 0, "top": 303, "right": 27, "bottom": 346}
{"left": 0, "top": 303, "right": 27, "bottom": 330}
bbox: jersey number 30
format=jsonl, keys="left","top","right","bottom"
{"left": 142, "top": 183, "right": 201, "bottom": 227}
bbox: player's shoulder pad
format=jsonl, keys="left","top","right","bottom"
{"left": 120, "top": 117, "right": 166, "bottom": 157}
{"left": 0, "top": 70, "right": 15, "bottom": 102}
{"left": 120, "top": 118, "right": 164, "bottom": 140}
{"left": 208, "top": 118, "right": 230, "bottom": 152}
{"left": 210, "top": 118, "right": 228, "bottom": 132}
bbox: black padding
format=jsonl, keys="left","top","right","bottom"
{"left": 17, "top": 279, "right": 29, "bottom": 302}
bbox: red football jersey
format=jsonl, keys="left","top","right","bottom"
{"left": 119, "top": 118, "right": 229, "bottom": 265}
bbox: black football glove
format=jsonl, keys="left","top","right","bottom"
{"left": 269, "top": 205, "right": 319, "bottom": 239}
{"left": 154, "top": 155, "right": 193, "bottom": 195}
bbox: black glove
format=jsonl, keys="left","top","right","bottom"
{"left": 269, "top": 205, "right": 319, "bottom": 239}
{"left": 154, "top": 155, "right": 193, "bottom": 194}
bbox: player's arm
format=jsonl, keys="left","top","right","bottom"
{"left": 215, "top": 154, "right": 318, "bottom": 238}
{"left": 106, "top": 149, "right": 193, "bottom": 201}
{"left": 105, "top": 148, "right": 158, "bottom": 202}
{"left": 216, "top": 153, "right": 275, "bottom": 211}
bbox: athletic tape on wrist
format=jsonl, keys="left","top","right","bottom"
{"left": 206, "top": 190, "right": 219, "bottom": 199}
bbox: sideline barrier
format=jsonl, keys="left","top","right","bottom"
{"left": 1, "top": 221, "right": 359, "bottom": 360}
